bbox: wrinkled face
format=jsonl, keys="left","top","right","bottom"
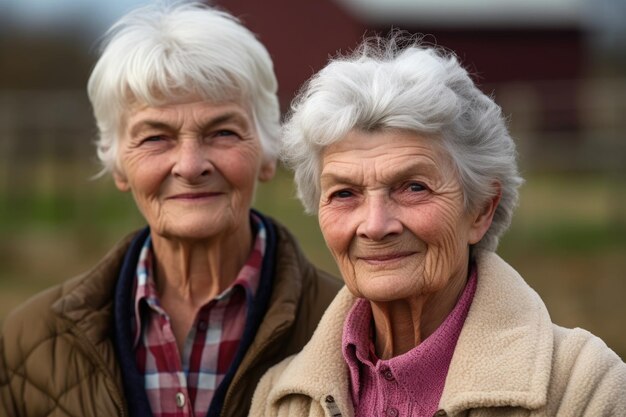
{"left": 318, "top": 129, "right": 487, "bottom": 302}
{"left": 114, "top": 100, "right": 275, "bottom": 241}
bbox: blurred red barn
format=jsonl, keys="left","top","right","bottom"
{"left": 217, "top": 0, "right": 585, "bottom": 134}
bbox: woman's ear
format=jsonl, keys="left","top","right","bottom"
{"left": 258, "top": 158, "right": 277, "bottom": 182}
{"left": 468, "top": 182, "right": 502, "bottom": 245}
{"left": 113, "top": 170, "right": 130, "bottom": 192}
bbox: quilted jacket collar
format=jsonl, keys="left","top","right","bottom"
{"left": 51, "top": 231, "right": 137, "bottom": 345}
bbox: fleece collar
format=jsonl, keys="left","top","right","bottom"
{"left": 266, "top": 251, "right": 554, "bottom": 416}
{"left": 268, "top": 286, "right": 356, "bottom": 416}
{"left": 438, "top": 251, "right": 553, "bottom": 414}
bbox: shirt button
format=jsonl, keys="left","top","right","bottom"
{"left": 198, "top": 320, "right": 208, "bottom": 331}
{"left": 380, "top": 366, "right": 394, "bottom": 381}
{"left": 387, "top": 407, "right": 399, "bottom": 417}
{"left": 175, "top": 392, "right": 186, "bottom": 408}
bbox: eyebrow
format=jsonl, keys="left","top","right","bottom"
{"left": 319, "top": 172, "right": 358, "bottom": 187}
{"left": 129, "top": 111, "right": 249, "bottom": 137}
{"left": 385, "top": 161, "right": 439, "bottom": 181}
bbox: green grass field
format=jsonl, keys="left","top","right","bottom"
{"left": 1, "top": 167, "right": 625, "bottom": 359}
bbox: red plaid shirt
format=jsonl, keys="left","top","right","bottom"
{"left": 132, "top": 217, "right": 265, "bottom": 417}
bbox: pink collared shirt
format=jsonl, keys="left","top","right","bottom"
{"left": 132, "top": 216, "right": 265, "bottom": 417}
{"left": 342, "top": 266, "right": 477, "bottom": 417}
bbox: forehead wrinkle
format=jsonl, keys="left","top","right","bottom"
{"left": 200, "top": 112, "right": 252, "bottom": 131}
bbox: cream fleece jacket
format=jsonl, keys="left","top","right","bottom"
{"left": 249, "top": 251, "right": 626, "bottom": 417}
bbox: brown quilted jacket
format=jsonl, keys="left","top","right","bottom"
{"left": 0, "top": 218, "right": 341, "bottom": 417}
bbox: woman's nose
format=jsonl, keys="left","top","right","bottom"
{"left": 172, "top": 140, "right": 213, "bottom": 181}
{"left": 356, "top": 196, "right": 402, "bottom": 241}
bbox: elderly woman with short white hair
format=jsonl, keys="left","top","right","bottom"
{"left": 0, "top": 3, "right": 341, "bottom": 417}
{"left": 250, "top": 37, "right": 626, "bottom": 417}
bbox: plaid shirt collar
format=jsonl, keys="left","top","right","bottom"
{"left": 132, "top": 214, "right": 266, "bottom": 348}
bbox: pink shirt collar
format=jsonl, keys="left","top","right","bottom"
{"left": 342, "top": 264, "right": 477, "bottom": 414}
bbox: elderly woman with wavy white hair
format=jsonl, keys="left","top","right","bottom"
{"left": 0, "top": 3, "right": 341, "bottom": 417}
{"left": 250, "top": 37, "right": 626, "bottom": 417}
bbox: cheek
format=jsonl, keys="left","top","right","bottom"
{"left": 416, "top": 206, "right": 472, "bottom": 282}
{"left": 118, "top": 148, "right": 169, "bottom": 194}
{"left": 319, "top": 207, "right": 362, "bottom": 287}
{"left": 419, "top": 202, "right": 466, "bottom": 245}
{"left": 128, "top": 165, "right": 165, "bottom": 197}
{"left": 218, "top": 148, "right": 263, "bottom": 189}
{"left": 318, "top": 208, "right": 353, "bottom": 256}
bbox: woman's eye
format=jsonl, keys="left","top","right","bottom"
{"left": 332, "top": 190, "right": 353, "bottom": 199}
{"left": 406, "top": 182, "right": 426, "bottom": 192}
{"left": 215, "top": 130, "right": 238, "bottom": 138}
{"left": 141, "top": 135, "right": 166, "bottom": 143}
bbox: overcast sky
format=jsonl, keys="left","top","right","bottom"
{"left": 1, "top": 0, "right": 624, "bottom": 46}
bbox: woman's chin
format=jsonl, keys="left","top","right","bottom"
{"left": 151, "top": 221, "right": 235, "bottom": 242}
{"left": 147, "top": 209, "right": 246, "bottom": 241}
{"left": 352, "top": 281, "right": 420, "bottom": 303}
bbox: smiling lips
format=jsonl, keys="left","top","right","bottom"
{"left": 167, "top": 192, "right": 223, "bottom": 200}
{"left": 357, "top": 252, "right": 416, "bottom": 265}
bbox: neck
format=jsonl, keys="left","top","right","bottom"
{"left": 151, "top": 226, "right": 253, "bottom": 308}
{"left": 370, "top": 265, "right": 469, "bottom": 360}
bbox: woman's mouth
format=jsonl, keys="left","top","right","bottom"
{"left": 168, "top": 192, "right": 223, "bottom": 200}
{"left": 358, "top": 252, "right": 415, "bottom": 265}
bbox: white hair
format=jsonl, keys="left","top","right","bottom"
{"left": 282, "top": 36, "right": 524, "bottom": 251}
{"left": 87, "top": 1, "right": 280, "bottom": 173}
